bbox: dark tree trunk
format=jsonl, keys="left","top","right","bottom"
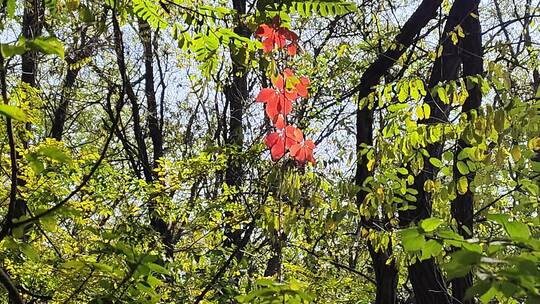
{"left": 51, "top": 31, "right": 96, "bottom": 140}
{"left": 14, "top": 0, "right": 44, "bottom": 226}
{"left": 450, "top": 7, "right": 483, "bottom": 304}
{"left": 140, "top": 20, "right": 163, "bottom": 166}
{"left": 139, "top": 19, "right": 173, "bottom": 257}
{"left": 112, "top": 11, "right": 174, "bottom": 256}
{"left": 51, "top": 66, "right": 79, "bottom": 140}
{"left": 223, "top": 0, "right": 250, "bottom": 260}
{"left": 21, "top": 0, "right": 44, "bottom": 86}
{"left": 224, "top": 0, "right": 248, "bottom": 193}
{"left": 353, "top": 1, "right": 444, "bottom": 303}
{"left": 368, "top": 243, "right": 398, "bottom": 304}
{"left": 402, "top": 1, "right": 480, "bottom": 303}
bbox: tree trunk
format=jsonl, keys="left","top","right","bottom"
{"left": 403, "top": 1, "right": 480, "bottom": 303}
{"left": 450, "top": 7, "right": 483, "bottom": 304}
{"left": 223, "top": 0, "right": 250, "bottom": 259}
{"left": 51, "top": 31, "right": 96, "bottom": 140}
{"left": 353, "top": 1, "right": 444, "bottom": 303}
{"left": 14, "top": 0, "right": 44, "bottom": 227}
{"left": 112, "top": 11, "right": 174, "bottom": 257}
{"left": 21, "top": 0, "right": 44, "bottom": 86}
{"left": 139, "top": 19, "right": 174, "bottom": 257}
{"left": 368, "top": 242, "right": 398, "bottom": 304}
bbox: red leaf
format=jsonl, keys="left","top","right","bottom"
{"left": 265, "top": 132, "right": 280, "bottom": 148}
{"left": 286, "top": 88, "right": 298, "bottom": 100}
{"left": 256, "top": 88, "right": 277, "bottom": 103}
{"left": 283, "top": 68, "right": 295, "bottom": 78}
{"left": 273, "top": 114, "right": 286, "bottom": 129}
{"left": 256, "top": 20, "right": 300, "bottom": 54}
{"left": 300, "top": 76, "right": 310, "bottom": 86}
{"left": 265, "top": 97, "right": 279, "bottom": 119}
{"left": 265, "top": 131, "right": 287, "bottom": 160}
{"left": 284, "top": 125, "right": 303, "bottom": 147}
{"left": 273, "top": 74, "right": 285, "bottom": 91}
{"left": 281, "top": 28, "right": 298, "bottom": 42}
{"left": 255, "top": 24, "right": 272, "bottom": 38}
{"left": 290, "top": 139, "right": 316, "bottom": 164}
{"left": 287, "top": 43, "right": 298, "bottom": 56}
{"left": 279, "top": 97, "right": 293, "bottom": 117}
{"left": 262, "top": 39, "right": 274, "bottom": 53}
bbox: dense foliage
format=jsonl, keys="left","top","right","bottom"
{"left": 0, "top": 0, "right": 539, "bottom": 303}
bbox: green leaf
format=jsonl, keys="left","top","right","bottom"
{"left": 20, "top": 243, "right": 40, "bottom": 261}
{"left": 437, "top": 87, "right": 449, "bottom": 104}
{"left": 465, "top": 280, "right": 492, "bottom": 301}
{"left": 387, "top": 103, "right": 408, "bottom": 112}
{"left": 91, "top": 262, "right": 114, "bottom": 273}
{"left": 420, "top": 217, "right": 444, "bottom": 232}
{"left": 479, "top": 286, "right": 498, "bottom": 303}
{"left": 0, "top": 43, "right": 26, "bottom": 58}
{"left": 146, "top": 262, "right": 170, "bottom": 275}
{"left": 504, "top": 221, "right": 530, "bottom": 241}
{"left": 26, "top": 36, "right": 65, "bottom": 59}
{"left": 423, "top": 103, "right": 431, "bottom": 119}
{"left": 146, "top": 274, "right": 164, "bottom": 288}
{"left": 456, "top": 161, "right": 470, "bottom": 175}
{"left": 421, "top": 239, "right": 443, "bottom": 260}
{"left": 494, "top": 109, "right": 505, "bottom": 132}
{"left": 457, "top": 176, "right": 468, "bottom": 195}
{"left": 133, "top": 0, "right": 168, "bottom": 29}
{"left": 398, "top": 82, "right": 409, "bottom": 102}
{"left": 444, "top": 249, "right": 482, "bottom": 280}
{"left": 0, "top": 104, "right": 28, "bottom": 121}
{"left": 37, "top": 146, "right": 71, "bottom": 163}
{"left": 416, "top": 79, "right": 426, "bottom": 95}
{"left": 6, "top": 0, "right": 16, "bottom": 18}
{"left": 429, "top": 157, "right": 443, "bottom": 168}
{"left": 25, "top": 153, "right": 44, "bottom": 174}
{"left": 397, "top": 167, "right": 408, "bottom": 175}
{"left": 400, "top": 228, "right": 425, "bottom": 251}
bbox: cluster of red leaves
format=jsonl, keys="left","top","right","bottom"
{"left": 264, "top": 126, "right": 316, "bottom": 164}
{"left": 255, "top": 16, "right": 299, "bottom": 55}
{"left": 255, "top": 18, "right": 316, "bottom": 165}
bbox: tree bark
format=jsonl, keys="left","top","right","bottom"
{"left": 450, "top": 7, "right": 483, "bottom": 304}
{"left": 51, "top": 31, "right": 96, "bottom": 140}
{"left": 223, "top": 0, "right": 250, "bottom": 260}
{"left": 353, "top": 1, "right": 444, "bottom": 303}
{"left": 112, "top": 10, "right": 174, "bottom": 256}
{"left": 21, "top": 0, "right": 44, "bottom": 86}
{"left": 224, "top": 0, "right": 248, "bottom": 199}
{"left": 12, "top": 0, "right": 44, "bottom": 239}
{"left": 139, "top": 18, "right": 173, "bottom": 257}
{"left": 403, "top": 1, "right": 480, "bottom": 303}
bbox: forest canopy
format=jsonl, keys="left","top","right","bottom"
{"left": 0, "top": 0, "right": 539, "bottom": 303}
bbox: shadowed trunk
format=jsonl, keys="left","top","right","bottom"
{"left": 51, "top": 32, "right": 96, "bottom": 140}
{"left": 223, "top": 0, "right": 250, "bottom": 262}
{"left": 139, "top": 19, "right": 174, "bottom": 257}
{"left": 21, "top": 0, "right": 44, "bottom": 86}
{"left": 14, "top": 0, "right": 44, "bottom": 229}
{"left": 402, "top": 1, "right": 480, "bottom": 303}
{"left": 450, "top": 7, "right": 483, "bottom": 304}
{"left": 353, "top": 1, "right": 444, "bottom": 303}
{"left": 112, "top": 11, "right": 174, "bottom": 257}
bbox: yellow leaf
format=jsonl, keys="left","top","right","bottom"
{"left": 528, "top": 137, "right": 540, "bottom": 151}
{"left": 416, "top": 105, "right": 424, "bottom": 120}
{"left": 367, "top": 159, "right": 375, "bottom": 171}
{"left": 423, "top": 104, "right": 431, "bottom": 119}
{"left": 510, "top": 146, "right": 521, "bottom": 161}
{"left": 457, "top": 176, "right": 468, "bottom": 195}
